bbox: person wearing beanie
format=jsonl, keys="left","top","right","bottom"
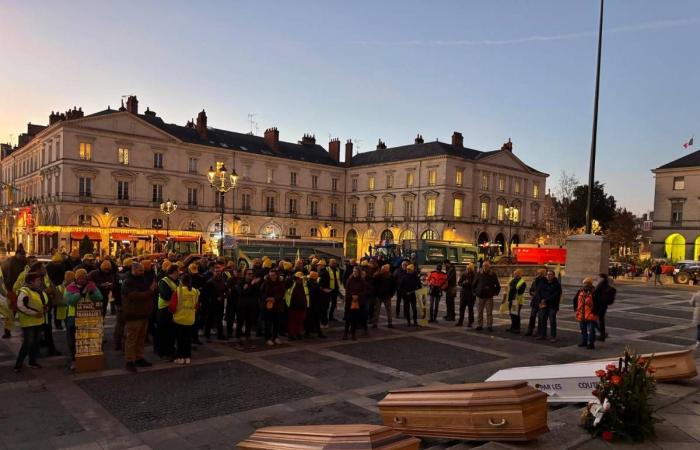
{"left": 284, "top": 272, "right": 309, "bottom": 341}
{"left": 88, "top": 260, "right": 118, "bottom": 317}
{"left": 260, "top": 269, "right": 286, "bottom": 345}
{"left": 63, "top": 269, "right": 102, "bottom": 370}
{"left": 156, "top": 265, "right": 180, "bottom": 360}
{"left": 121, "top": 263, "right": 156, "bottom": 372}
{"left": 457, "top": 263, "right": 477, "bottom": 328}
{"left": 168, "top": 273, "right": 199, "bottom": 365}
{"left": 74, "top": 254, "right": 97, "bottom": 274}
{"left": 525, "top": 269, "right": 547, "bottom": 337}
{"left": 304, "top": 271, "right": 326, "bottom": 339}
{"left": 343, "top": 266, "right": 367, "bottom": 340}
{"left": 573, "top": 277, "right": 598, "bottom": 349}
{"left": 535, "top": 270, "right": 562, "bottom": 342}
{"left": 372, "top": 264, "right": 396, "bottom": 328}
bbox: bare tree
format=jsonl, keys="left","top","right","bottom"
{"left": 555, "top": 170, "right": 579, "bottom": 231}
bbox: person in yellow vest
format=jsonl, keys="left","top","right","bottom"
{"left": 324, "top": 259, "right": 343, "bottom": 323}
{"left": 168, "top": 273, "right": 199, "bottom": 365}
{"left": 64, "top": 269, "right": 102, "bottom": 370}
{"left": 54, "top": 271, "right": 74, "bottom": 332}
{"left": 505, "top": 269, "right": 527, "bottom": 334}
{"left": 13, "top": 272, "right": 47, "bottom": 372}
{"left": 157, "top": 265, "right": 179, "bottom": 360}
{"left": 285, "top": 272, "right": 309, "bottom": 341}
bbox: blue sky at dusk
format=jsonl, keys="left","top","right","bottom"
{"left": 1, "top": 0, "right": 698, "bottom": 214}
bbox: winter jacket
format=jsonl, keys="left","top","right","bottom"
{"left": 536, "top": 278, "right": 562, "bottom": 311}
{"left": 373, "top": 271, "right": 396, "bottom": 298}
{"left": 574, "top": 287, "right": 597, "bottom": 322}
{"left": 473, "top": 270, "right": 501, "bottom": 299}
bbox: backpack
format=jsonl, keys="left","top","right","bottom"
{"left": 605, "top": 286, "right": 617, "bottom": 305}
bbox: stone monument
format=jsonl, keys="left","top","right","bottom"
{"left": 562, "top": 234, "right": 609, "bottom": 286}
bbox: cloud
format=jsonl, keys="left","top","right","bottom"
{"left": 353, "top": 17, "right": 700, "bottom": 47}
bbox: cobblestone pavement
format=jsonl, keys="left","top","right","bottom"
{"left": 0, "top": 282, "right": 698, "bottom": 449}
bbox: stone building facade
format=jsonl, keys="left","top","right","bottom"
{"left": 651, "top": 151, "right": 700, "bottom": 262}
{"left": 1, "top": 96, "right": 547, "bottom": 259}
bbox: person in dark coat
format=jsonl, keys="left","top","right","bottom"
{"left": 524, "top": 269, "right": 546, "bottom": 336}
{"left": 305, "top": 272, "right": 326, "bottom": 339}
{"left": 260, "top": 269, "right": 286, "bottom": 345}
{"left": 236, "top": 268, "right": 261, "bottom": 349}
{"left": 443, "top": 260, "right": 457, "bottom": 321}
{"left": 593, "top": 273, "right": 615, "bottom": 342}
{"left": 456, "top": 263, "right": 476, "bottom": 327}
{"left": 393, "top": 260, "right": 408, "bottom": 318}
{"left": 203, "top": 265, "right": 228, "bottom": 342}
{"left": 535, "top": 270, "right": 562, "bottom": 342}
{"left": 121, "top": 263, "right": 156, "bottom": 372}
{"left": 372, "top": 264, "right": 396, "bottom": 328}
{"left": 399, "top": 264, "right": 421, "bottom": 326}
{"left": 88, "top": 260, "right": 119, "bottom": 317}
{"left": 344, "top": 266, "right": 366, "bottom": 340}
{"left": 472, "top": 261, "right": 501, "bottom": 332}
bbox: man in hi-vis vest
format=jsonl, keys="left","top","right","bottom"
{"left": 321, "top": 259, "right": 343, "bottom": 324}
{"left": 14, "top": 272, "right": 47, "bottom": 372}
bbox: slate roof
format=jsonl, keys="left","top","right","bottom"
{"left": 656, "top": 149, "right": 700, "bottom": 170}
{"left": 351, "top": 141, "right": 546, "bottom": 175}
{"left": 83, "top": 109, "right": 341, "bottom": 166}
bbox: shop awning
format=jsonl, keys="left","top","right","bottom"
{"left": 172, "top": 236, "right": 199, "bottom": 242}
{"left": 110, "top": 233, "right": 136, "bottom": 241}
{"left": 70, "top": 231, "right": 102, "bottom": 241}
{"left": 153, "top": 233, "right": 168, "bottom": 241}
{"left": 37, "top": 231, "right": 57, "bottom": 236}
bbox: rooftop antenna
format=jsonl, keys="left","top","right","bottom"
{"left": 353, "top": 139, "right": 363, "bottom": 155}
{"left": 247, "top": 113, "right": 259, "bottom": 135}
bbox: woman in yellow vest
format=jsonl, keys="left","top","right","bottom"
{"left": 13, "top": 272, "right": 47, "bottom": 372}
{"left": 168, "top": 273, "right": 199, "bottom": 365}
{"left": 505, "top": 269, "right": 527, "bottom": 334}
{"left": 64, "top": 269, "right": 103, "bottom": 370}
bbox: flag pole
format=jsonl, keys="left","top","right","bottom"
{"left": 585, "top": 0, "right": 604, "bottom": 235}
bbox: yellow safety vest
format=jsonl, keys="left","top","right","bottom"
{"left": 56, "top": 284, "right": 68, "bottom": 320}
{"left": 284, "top": 282, "right": 310, "bottom": 308}
{"left": 173, "top": 286, "right": 199, "bottom": 326}
{"left": 327, "top": 267, "right": 343, "bottom": 290}
{"left": 509, "top": 278, "right": 526, "bottom": 314}
{"left": 17, "top": 287, "right": 46, "bottom": 328}
{"left": 158, "top": 277, "right": 178, "bottom": 309}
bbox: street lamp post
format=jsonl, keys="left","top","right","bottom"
{"left": 159, "top": 198, "right": 177, "bottom": 238}
{"left": 207, "top": 163, "right": 238, "bottom": 256}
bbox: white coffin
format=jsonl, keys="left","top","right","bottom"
{"left": 486, "top": 361, "right": 603, "bottom": 403}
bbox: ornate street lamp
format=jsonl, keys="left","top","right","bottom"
{"left": 504, "top": 206, "right": 518, "bottom": 257}
{"left": 159, "top": 199, "right": 177, "bottom": 237}
{"left": 207, "top": 163, "right": 238, "bottom": 256}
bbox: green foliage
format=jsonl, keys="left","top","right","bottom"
{"left": 567, "top": 181, "right": 617, "bottom": 229}
{"left": 78, "top": 235, "right": 93, "bottom": 257}
{"left": 581, "top": 350, "right": 660, "bottom": 442}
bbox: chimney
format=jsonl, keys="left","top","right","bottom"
{"left": 376, "top": 139, "right": 387, "bottom": 150}
{"left": 185, "top": 118, "right": 194, "bottom": 128}
{"left": 452, "top": 131, "right": 463, "bottom": 148}
{"left": 345, "top": 139, "right": 353, "bottom": 166}
{"left": 500, "top": 138, "right": 513, "bottom": 152}
{"left": 126, "top": 95, "right": 138, "bottom": 114}
{"left": 300, "top": 133, "right": 316, "bottom": 145}
{"left": 196, "top": 110, "right": 208, "bottom": 139}
{"left": 49, "top": 111, "right": 60, "bottom": 125}
{"left": 328, "top": 137, "right": 340, "bottom": 162}
{"left": 119, "top": 99, "right": 126, "bottom": 111}
{"left": 264, "top": 127, "right": 279, "bottom": 151}
{"left": 144, "top": 107, "right": 156, "bottom": 117}
{"left": 414, "top": 134, "right": 424, "bottom": 144}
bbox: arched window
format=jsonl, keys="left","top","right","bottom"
{"left": 399, "top": 228, "right": 415, "bottom": 242}
{"left": 665, "top": 233, "right": 686, "bottom": 262}
{"left": 380, "top": 229, "right": 394, "bottom": 243}
{"left": 421, "top": 229, "right": 438, "bottom": 240}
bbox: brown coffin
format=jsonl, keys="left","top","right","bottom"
{"left": 640, "top": 349, "right": 696, "bottom": 382}
{"left": 378, "top": 381, "right": 548, "bottom": 441}
{"left": 236, "top": 424, "right": 420, "bottom": 450}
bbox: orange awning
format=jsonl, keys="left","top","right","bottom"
{"left": 37, "top": 231, "right": 57, "bottom": 236}
{"left": 153, "top": 233, "right": 167, "bottom": 241}
{"left": 172, "top": 236, "right": 199, "bottom": 242}
{"left": 70, "top": 232, "right": 102, "bottom": 241}
{"left": 110, "top": 233, "right": 136, "bottom": 241}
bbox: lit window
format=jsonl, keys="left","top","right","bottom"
{"left": 514, "top": 180, "right": 521, "bottom": 195}
{"left": 428, "top": 169, "right": 437, "bottom": 186}
{"left": 498, "top": 203, "right": 505, "bottom": 221}
{"left": 481, "top": 174, "right": 489, "bottom": 190}
{"left": 407, "top": 172, "right": 414, "bottom": 187}
{"left": 290, "top": 172, "right": 297, "bottom": 186}
{"left": 385, "top": 199, "right": 394, "bottom": 216}
{"left": 386, "top": 174, "right": 394, "bottom": 188}
{"left": 118, "top": 147, "right": 129, "bottom": 165}
{"left": 499, "top": 177, "right": 505, "bottom": 192}
{"left": 533, "top": 183, "right": 540, "bottom": 198}
{"left": 480, "top": 201, "right": 489, "bottom": 220}
{"left": 368, "top": 176, "right": 375, "bottom": 190}
{"left": 79, "top": 142, "right": 92, "bottom": 160}
{"left": 453, "top": 198, "right": 462, "bottom": 218}
{"left": 312, "top": 175, "right": 318, "bottom": 189}
{"left": 455, "top": 170, "right": 463, "bottom": 187}
{"left": 673, "top": 177, "right": 685, "bottom": 190}
{"left": 426, "top": 198, "right": 436, "bottom": 217}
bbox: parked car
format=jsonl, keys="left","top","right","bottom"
{"left": 673, "top": 261, "right": 700, "bottom": 284}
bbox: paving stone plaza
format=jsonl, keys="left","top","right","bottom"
{"left": 1, "top": 282, "right": 699, "bottom": 450}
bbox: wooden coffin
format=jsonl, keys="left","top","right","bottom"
{"left": 377, "top": 381, "right": 548, "bottom": 441}
{"left": 237, "top": 424, "right": 420, "bottom": 450}
{"left": 637, "top": 349, "right": 696, "bottom": 382}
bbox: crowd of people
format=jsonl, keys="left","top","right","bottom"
{"left": 3, "top": 243, "right": 690, "bottom": 375}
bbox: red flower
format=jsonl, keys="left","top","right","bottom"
{"left": 602, "top": 431, "right": 613, "bottom": 442}
{"left": 592, "top": 389, "right": 599, "bottom": 397}
{"left": 595, "top": 370, "right": 606, "bottom": 378}
{"left": 606, "top": 364, "right": 617, "bottom": 372}
{"left": 611, "top": 375, "right": 622, "bottom": 385}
